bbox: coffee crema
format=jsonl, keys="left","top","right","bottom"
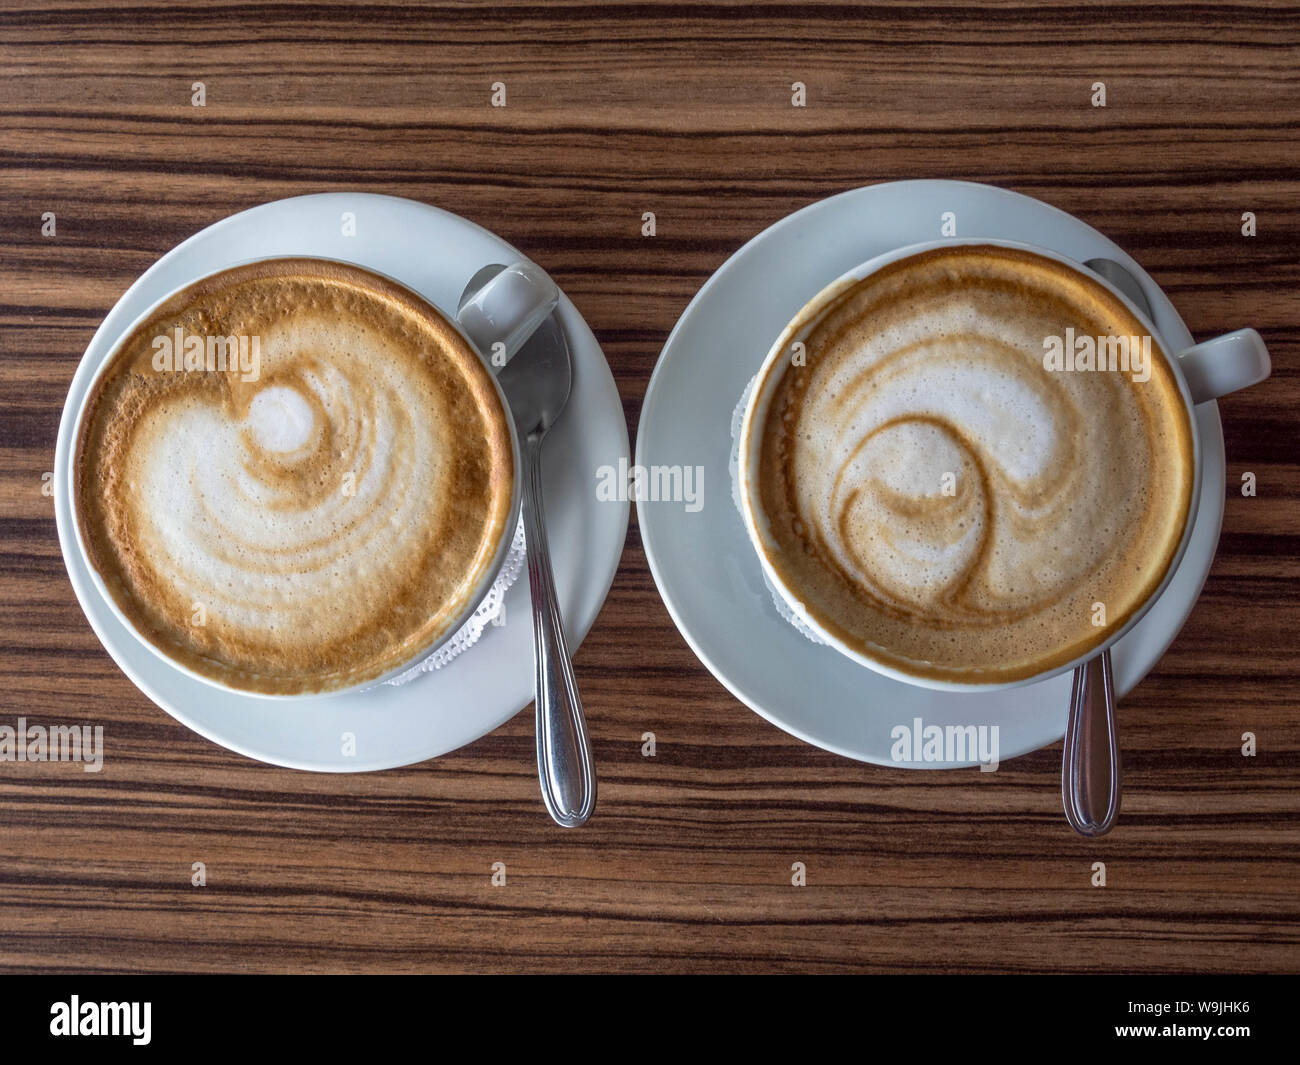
{"left": 749, "top": 245, "right": 1194, "bottom": 684}
{"left": 75, "top": 259, "right": 515, "bottom": 695}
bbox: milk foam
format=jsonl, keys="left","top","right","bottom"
{"left": 130, "top": 322, "right": 447, "bottom": 639}
{"left": 75, "top": 261, "right": 514, "bottom": 694}
{"left": 247, "top": 385, "right": 315, "bottom": 453}
{"left": 755, "top": 246, "right": 1193, "bottom": 683}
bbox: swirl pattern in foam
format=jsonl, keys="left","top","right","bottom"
{"left": 75, "top": 259, "right": 515, "bottom": 694}
{"left": 750, "top": 245, "right": 1194, "bottom": 684}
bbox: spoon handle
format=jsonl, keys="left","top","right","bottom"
{"left": 521, "top": 433, "right": 596, "bottom": 827}
{"left": 1062, "top": 650, "right": 1121, "bottom": 837}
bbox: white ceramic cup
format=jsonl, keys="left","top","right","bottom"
{"left": 738, "top": 237, "right": 1271, "bottom": 692}
{"left": 66, "top": 255, "right": 559, "bottom": 699}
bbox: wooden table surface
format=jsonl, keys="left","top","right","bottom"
{"left": 1, "top": 0, "right": 1297, "bottom": 975}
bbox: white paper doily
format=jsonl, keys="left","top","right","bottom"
{"left": 728, "top": 376, "right": 828, "bottom": 646}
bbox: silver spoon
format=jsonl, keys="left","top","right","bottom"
{"left": 461, "top": 266, "right": 596, "bottom": 828}
{"left": 1059, "top": 257, "right": 1155, "bottom": 837}
{"left": 1062, "top": 645, "right": 1120, "bottom": 837}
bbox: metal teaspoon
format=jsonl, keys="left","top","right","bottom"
{"left": 460, "top": 267, "right": 596, "bottom": 828}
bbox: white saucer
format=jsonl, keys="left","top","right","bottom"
{"left": 636, "top": 180, "right": 1225, "bottom": 768}
{"left": 53, "top": 194, "right": 629, "bottom": 772}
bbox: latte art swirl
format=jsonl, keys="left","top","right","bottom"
{"left": 751, "top": 246, "right": 1193, "bottom": 684}
{"left": 75, "top": 260, "right": 515, "bottom": 694}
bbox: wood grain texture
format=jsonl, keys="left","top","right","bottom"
{"left": 1, "top": 0, "right": 1298, "bottom": 974}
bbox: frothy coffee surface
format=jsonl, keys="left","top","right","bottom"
{"left": 751, "top": 245, "right": 1193, "bottom": 684}
{"left": 75, "top": 259, "right": 514, "bottom": 694}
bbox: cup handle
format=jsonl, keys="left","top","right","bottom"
{"left": 455, "top": 261, "right": 559, "bottom": 364}
{"left": 1174, "top": 328, "right": 1271, "bottom": 406}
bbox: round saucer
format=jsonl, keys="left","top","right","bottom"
{"left": 636, "top": 180, "right": 1225, "bottom": 768}
{"left": 54, "top": 193, "right": 629, "bottom": 772}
